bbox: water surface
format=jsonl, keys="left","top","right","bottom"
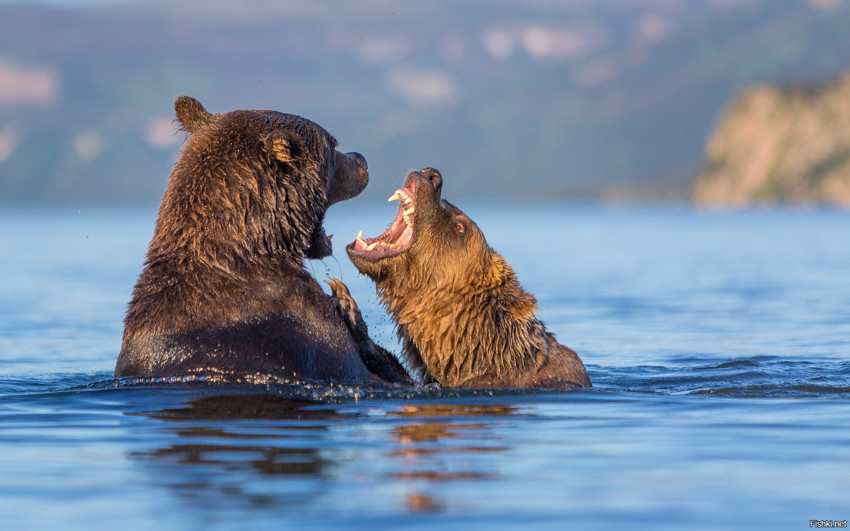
{"left": 1, "top": 204, "right": 848, "bottom": 529}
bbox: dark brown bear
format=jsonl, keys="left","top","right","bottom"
{"left": 332, "top": 168, "right": 591, "bottom": 389}
{"left": 114, "top": 96, "right": 408, "bottom": 383}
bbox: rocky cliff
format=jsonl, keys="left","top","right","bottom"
{"left": 694, "top": 72, "right": 850, "bottom": 207}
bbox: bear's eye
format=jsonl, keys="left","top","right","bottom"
{"left": 454, "top": 221, "right": 464, "bottom": 235}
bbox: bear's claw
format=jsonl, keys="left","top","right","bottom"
{"left": 326, "top": 277, "right": 367, "bottom": 338}
{"left": 326, "top": 277, "right": 414, "bottom": 385}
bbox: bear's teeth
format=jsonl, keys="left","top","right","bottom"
{"left": 356, "top": 230, "right": 366, "bottom": 248}
{"left": 402, "top": 205, "right": 415, "bottom": 228}
{"left": 388, "top": 191, "right": 400, "bottom": 202}
{"left": 366, "top": 242, "right": 378, "bottom": 251}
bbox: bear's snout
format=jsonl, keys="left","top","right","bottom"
{"left": 420, "top": 167, "right": 442, "bottom": 193}
{"left": 326, "top": 151, "right": 369, "bottom": 207}
{"left": 347, "top": 152, "right": 368, "bottom": 172}
{"left": 407, "top": 167, "right": 443, "bottom": 197}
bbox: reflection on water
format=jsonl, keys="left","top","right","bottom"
{"left": 385, "top": 403, "right": 522, "bottom": 512}
{"left": 131, "top": 394, "right": 342, "bottom": 508}
{"left": 145, "top": 393, "right": 343, "bottom": 422}
{"left": 389, "top": 403, "right": 518, "bottom": 449}
{"left": 131, "top": 395, "right": 531, "bottom": 514}
{"left": 392, "top": 403, "right": 525, "bottom": 419}
{"left": 141, "top": 426, "right": 330, "bottom": 476}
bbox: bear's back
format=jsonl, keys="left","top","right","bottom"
{"left": 116, "top": 312, "right": 373, "bottom": 382}
{"left": 116, "top": 267, "right": 375, "bottom": 382}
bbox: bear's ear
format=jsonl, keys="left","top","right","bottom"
{"left": 174, "top": 95, "right": 212, "bottom": 134}
{"left": 263, "top": 131, "right": 297, "bottom": 164}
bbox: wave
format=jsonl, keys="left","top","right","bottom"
{"left": 591, "top": 356, "right": 850, "bottom": 398}
{"left": 2, "top": 355, "right": 847, "bottom": 402}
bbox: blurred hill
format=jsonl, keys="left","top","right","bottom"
{"left": 693, "top": 70, "right": 850, "bottom": 206}
{"left": 2, "top": 0, "right": 850, "bottom": 205}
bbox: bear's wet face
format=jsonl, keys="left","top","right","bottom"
{"left": 346, "top": 168, "right": 483, "bottom": 283}
{"left": 305, "top": 146, "right": 369, "bottom": 259}
{"left": 171, "top": 95, "right": 368, "bottom": 262}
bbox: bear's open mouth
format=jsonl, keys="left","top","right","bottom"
{"left": 347, "top": 178, "right": 415, "bottom": 260}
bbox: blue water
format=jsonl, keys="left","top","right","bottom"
{"left": 1, "top": 204, "right": 849, "bottom": 529}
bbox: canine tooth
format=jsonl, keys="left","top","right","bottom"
{"left": 388, "top": 192, "right": 400, "bottom": 202}
{"left": 366, "top": 242, "right": 378, "bottom": 250}
{"left": 404, "top": 206, "right": 415, "bottom": 215}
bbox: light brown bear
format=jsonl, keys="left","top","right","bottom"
{"left": 329, "top": 168, "right": 591, "bottom": 389}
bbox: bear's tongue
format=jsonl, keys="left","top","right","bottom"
{"left": 349, "top": 185, "right": 415, "bottom": 259}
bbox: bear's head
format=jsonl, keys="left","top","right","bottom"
{"left": 152, "top": 95, "right": 368, "bottom": 272}
{"left": 346, "top": 167, "right": 493, "bottom": 287}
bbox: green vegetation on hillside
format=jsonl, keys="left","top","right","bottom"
{"left": 2, "top": 0, "right": 850, "bottom": 205}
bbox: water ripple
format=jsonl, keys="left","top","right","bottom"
{"left": 592, "top": 356, "right": 850, "bottom": 398}
{"left": 2, "top": 354, "right": 845, "bottom": 403}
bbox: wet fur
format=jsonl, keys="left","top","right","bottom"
{"left": 115, "top": 96, "right": 373, "bottom": 381}
{"left": 347, "top": 169, "right": 591, "bottom": 389}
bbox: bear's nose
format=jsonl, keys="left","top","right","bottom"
{"left": 347, "top": 152, "right": 368, "bottom": 172}
{"left": 420, "top": 167, "right": 442, "bottom": 191}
